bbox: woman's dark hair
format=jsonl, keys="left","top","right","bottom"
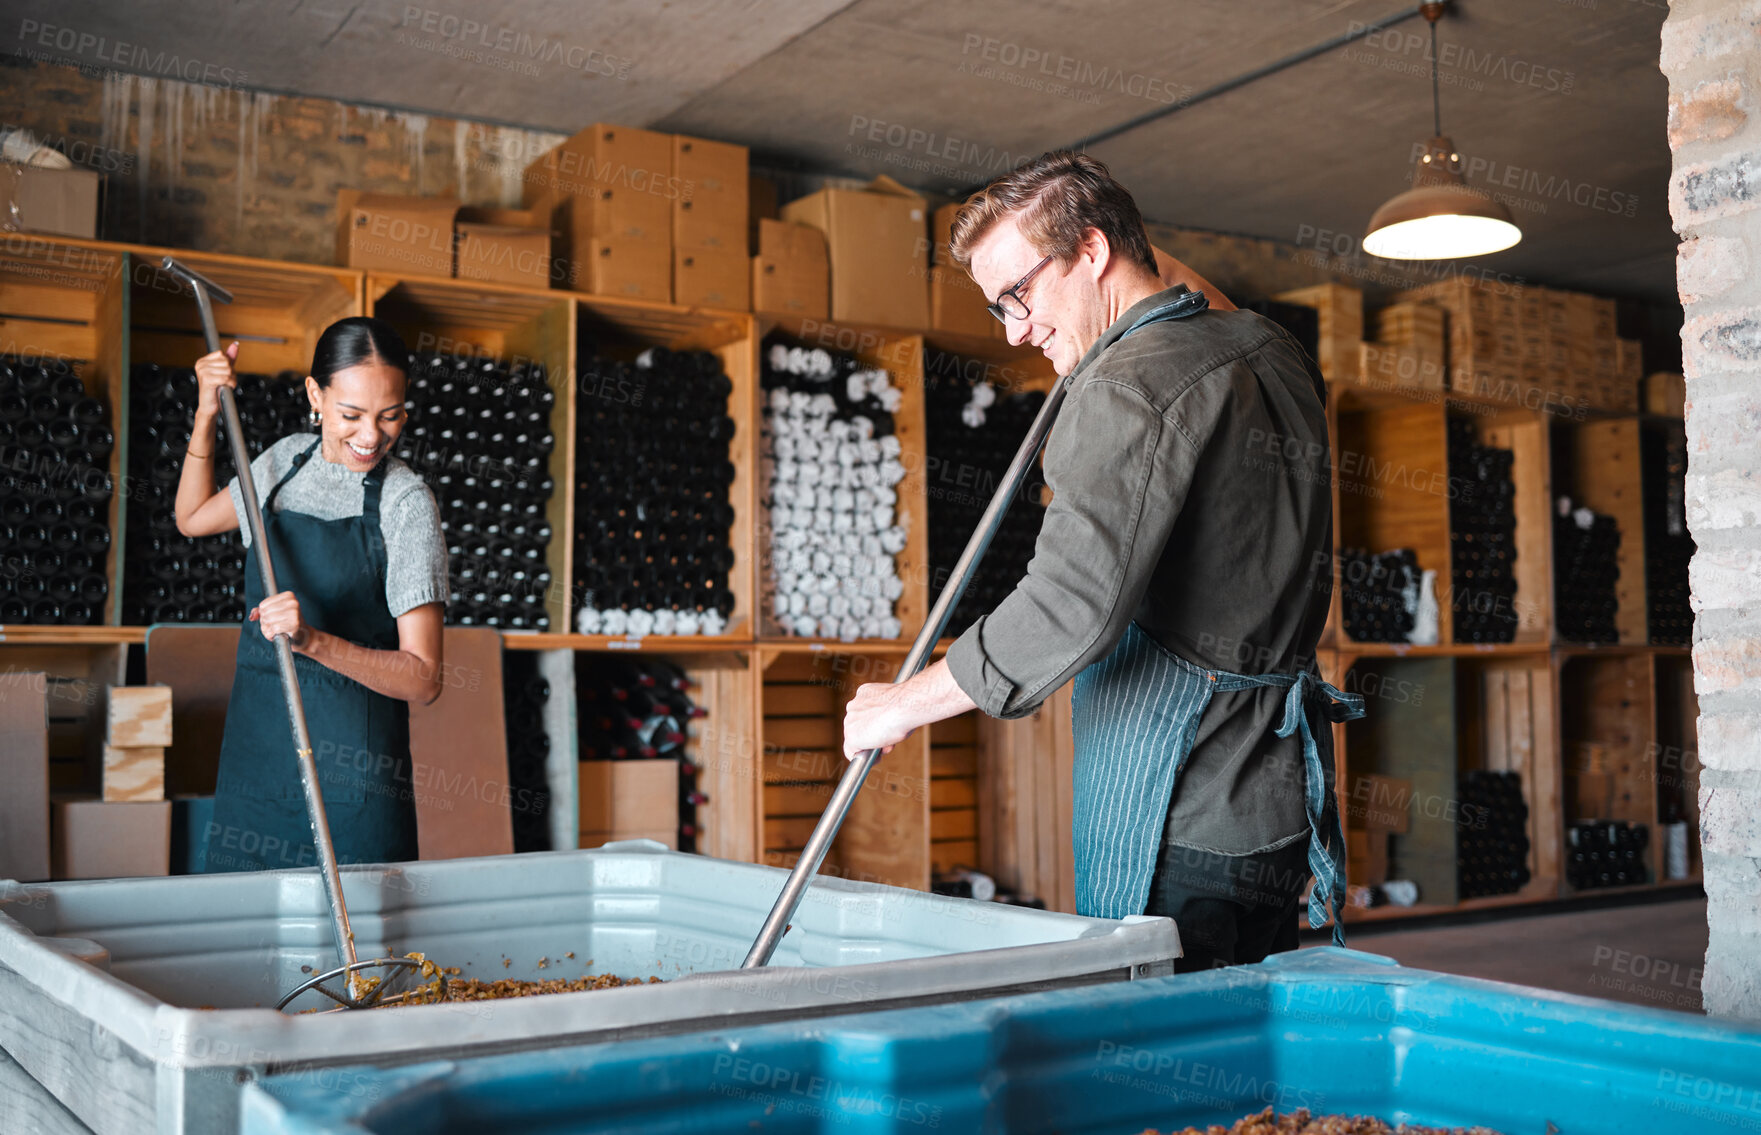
{"left": 310, "top": 317, "right": 410, "bottom": 387}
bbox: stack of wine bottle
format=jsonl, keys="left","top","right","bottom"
{"left": 1446, "top": 416, "right": 1519, "bottom": 643}
{"left": 123, "top": 363, "right": 308, "bottom": 625}
{"left": 1553, "top": 495, "right": 1621, "bottom": 643}
{"left": 1645, "top": 427, "right": 1692, "bottom": 646}
{"left": 924, "top": 374, "right": 1048, "bottom": 632}
{"left": 1455, "top": 769, "right": 1532, "bottom": 899}
{"left": 761, "top": 337, "right": 908, "bottom": 642}
{"left": 0, "top": 356, "right": 117, "bottom": 624}
{"left": 1340, "top": 547, "right": 1420, "bottom": 642}
{"left": 502, "top": 651, "right": 552, "bottom": 853}
{"left": 572, "top": 347, "right": 737, "bottom": 637}
{"left": 394, "top": 351, "right": 557, "bottom": 631}
{"left": 1566, "top": 819, "right": 1650, "bottom": 890}
{"left": 575, "top": 657, "right": 708, "bottom": 853}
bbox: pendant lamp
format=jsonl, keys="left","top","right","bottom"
{"left": 1363, "top": 2, "right": 1522, "bottom": 261}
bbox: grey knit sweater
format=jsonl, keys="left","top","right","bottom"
{"left": 227, "top": 434, "right": 449, "bottom": 617}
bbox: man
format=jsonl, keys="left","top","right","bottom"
{"left": 842, "top": 151, "right": 1362, "bottom": 970}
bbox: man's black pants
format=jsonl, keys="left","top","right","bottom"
{"left": 1144, "top": 836, "right": 1313, "bottom": 973}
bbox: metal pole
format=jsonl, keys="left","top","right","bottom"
{"left": 160, "top": 256, "right": 360, "bottom": 984}
{"left": 742, "top": 373, "right": 1071, "bottom": 968}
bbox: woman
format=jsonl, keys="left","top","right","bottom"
{"left": 177, "top": 317, "right": 448, "bottom": 873}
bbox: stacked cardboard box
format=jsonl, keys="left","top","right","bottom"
{"left": 521, "top": 123, "right": 675, "bottom": 301}
{"left": 1394, "top": 279, "right": 1638, "bottom": 414}
{"left": 578, "top": 759, "right": 679, "bottom": 850}
{"left": 782, "top": 175, "right": 929, "bottom": 329}
{"left": 752, "top": 218, "right": 829, "bottom": 319}
{"left": 52, "top": 685, "right": 174, "bottom": 879}
{"left": 337, "top": 192, "right": 553, "bottom": 288}
{"left": 102, "top": 685, "right": 169, "bottom": 802}
{"left": 1272, "top": 284, "right": 1363, "bottom": 385}
{"left": 673, "top": 135, "right": 750, "bottom": 310}
{"left": 1360, "top": 301, "right": 1447, "bottom": 395}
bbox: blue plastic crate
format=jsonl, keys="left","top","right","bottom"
{"left": 241, "top": 947, "right": 1761, "bottom": 1134}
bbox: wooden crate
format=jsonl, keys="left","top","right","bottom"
{"left": 754, "top": 316, "right": 928, "bottom": 647}
{"left": 1332, "top": 396, "right": 1453, "bottom": 646}
{"left": 928, "top": 712, "right": 979, "bottom": 875}
{"left": 125, "top": 252, "right": 366, "bottom": 630}
{"left": 0, "top": 240, "right": 130, "bottom": 624}
{"left": 367, "top": 276, "right": 576, "bottom": 635}
{"left": 756, "top": 649, "right": 928, "bottom": 889}
{"left": 1453, "top": 408, "right": 1552, "bottom": 645}
{"left": 568, "top": 297, "right": 758, "bottom": 643}
{"left": 578, "top": 758, "right": 679, "bottom": 844}
{"left": 130, "top": 252, "right": 361, "bottom": 377}
{"left": 1551, "top": 418, "right": 1647, "bottom": 645}
{"left": 1557, "top": 651, "right": 1657, "bottom": 887}
{"left": 1454, "top": 654, "right": 1560, "bottom": 896}
{"left": 1273, "top": 283, "right": 1362, "bottom": 384}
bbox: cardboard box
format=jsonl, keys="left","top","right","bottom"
{"left": 1359, "top": 341, "right": 1445, "bottom": 394}
{"left": 929, "top": 265, "right": 994, "bottom": 339}
{"left": 0, "top": 163, "right": 100, "bottom": 238}
{"left": 455, "top": 206, "right": 552, "bottom": 288}
{"left": 0, "top": 672, "right": 51, "bottom": 882}
{"left": 1645, "top": 371, "right": 1687, "bottom": 418}
{"left": 751, "top": 218, "right": 829, "bottom": 319}
{"left": 781, "top": 175, "right": 929, "bottom": 329}
{"left": 749, "top": 175, "right": 779, "bottom": 255}
{"left": 673, "top": 134, "right": 748, "bottom": 252}
{"left": 578, "top": 759, "right": 678, "bottom": 838}
{"left": 675, "top": 247, "right": 750, "bottom": 310}
{"left": 106, "top": 685, "right": 173, "bottom": 748}
{"left": 522, "top": 123, "right": 676, "bottom": 243}
{"left": 572, "top": 238, "right": 671, "bottom": 301}
{"left": 336, "top": 190, "right": 458, "bottom": 277}
{"left": 1274, "top": 284, "right": 1363, "bottom": 384}
{"left": 102, "top": 744, "right": 165, "bottom": 803}
{"left": 51, "top": 797, "right": 172, "bottom": 879}
{"left": 1347, "top": 773, "right": 1412, "bottom": 833}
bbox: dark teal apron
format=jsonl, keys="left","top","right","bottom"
{"left": 203, "top": 440, "right": 417, "bottom": 873}
{"left": 1066, "top": 290, "right": 1366, "bottom": 943}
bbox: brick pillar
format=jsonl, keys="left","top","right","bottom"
{"left": 1661, "top": 0, "right": 1761, "bottom": 1020}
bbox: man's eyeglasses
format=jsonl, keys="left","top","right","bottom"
{"left": 987, "top": 255, "right": 1054, "bottom": 323}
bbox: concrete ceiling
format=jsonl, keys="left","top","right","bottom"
{"left": 16, "top": 0, "right": 1677, "bottom": 299}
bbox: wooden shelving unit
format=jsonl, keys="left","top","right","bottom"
{"left": 0, "top": 239, "right": 1700, "bottom": 927}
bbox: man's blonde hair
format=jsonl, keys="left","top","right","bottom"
{"left": 949, "top": 151, "right": 1157, "bottom": 278}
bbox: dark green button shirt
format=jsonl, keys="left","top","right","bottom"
{"left": 946, "top": 288, "right": 1334, "bottom": 855}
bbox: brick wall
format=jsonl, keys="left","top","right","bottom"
{"left": 0, "top": 55, "right": 564, "bottom": 264}
{"left": 1661, "top": 0, "right": 1761, "bottom": 1021}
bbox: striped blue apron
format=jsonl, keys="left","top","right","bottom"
{"left": 1071, "top": 624, "right": 1364, "bottom": 942}
{"left": 1065, "top": 290, "right": 1366, "bottom": 943}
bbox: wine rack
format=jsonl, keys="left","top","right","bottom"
{"left": 924, "top": 369, "right": 1047, "bottom": 633}
{"left": 121, "top": 364, "right": 308, "bottom": 625}
{"left": 571, "top": 347, "right": 737, "bottom": 636}
{"left": 397, "top": 350, "right": 558, "bottom": 631}
{"left": 0, "top": 356, "right": 118, "bottom": 625}
{"left": 1447, "top": 414, "right": 1519, "bottom": 644}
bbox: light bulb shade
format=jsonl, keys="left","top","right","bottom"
{"left": 1364, "top": 135, "right": 1522, "bottom": 260}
